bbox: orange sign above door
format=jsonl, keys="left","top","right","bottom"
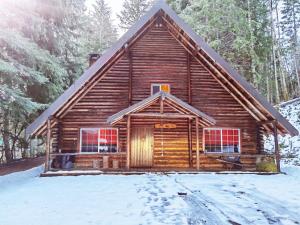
{"left": 155, "top": 123, "right": 177, "bottom": 129}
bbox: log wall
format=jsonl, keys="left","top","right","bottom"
{"left": 130, "top": 24, "right": 188, "bottom": 103}
{"left": 61, "top": 57, "right": 130, "bottom": 153}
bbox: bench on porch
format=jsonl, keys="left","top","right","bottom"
{"left": 216, "top": 156, "right": 244, "bottom": 170}
{"left": 204, "top": 153, "right": 275, "bottom": 171}
{"left": 49, "top": 153, "right": 121, "bottom": 170}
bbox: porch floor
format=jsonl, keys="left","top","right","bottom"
{"left": 40, "top": 168, "right": 278, "bottom": 177}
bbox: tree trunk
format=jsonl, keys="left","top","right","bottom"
{"left": 292, "top": 0, "right": 300, "bottom": 93}
{"left": 3, "top": 110, "right": 13, "bottom": 162}
{"left": 294, "top": 56, "right": 300, "bottom": 93}
{"left": 247, "top": 0, "right": 257, "bottom": 87}
{"left": 266, "top": 73, "right": 270, "bottom": 102}
{"left": 270, "top": 0, "right": 280, "bottom": 103}
{"left": 275, "top": 3, "right": 289, "bottom": 101}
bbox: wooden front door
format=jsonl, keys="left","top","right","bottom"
{"left": 130, "top": 127, "right": 154, "bottom": 167}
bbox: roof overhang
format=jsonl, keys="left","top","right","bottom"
{"left": 25, "top": 0, "right": 298, "bottom": 138}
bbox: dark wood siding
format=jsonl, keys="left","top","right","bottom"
{"left": 190, "top": 57, "right": 258, "bottom": 155}
{"left": 61, "top": 57, "right": 130, "bottom": 153}
{"left": 131, "top": 25, "right": 188, "bottom": 103}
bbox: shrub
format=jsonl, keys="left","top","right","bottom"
{"left": 256, "top": 162, "right": 277, "bottom": 172}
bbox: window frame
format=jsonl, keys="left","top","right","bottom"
{"left": 79, "top": 127, "right": 119, "bottom": 154}
{"left": 203, "top": 128, "right": 241, "bottom": 154}
{"left": 151, "top": 83, "right": 170, "bottom": 95}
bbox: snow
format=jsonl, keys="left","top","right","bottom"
{"left": 265, "top": 98, "right": 300, "bottom": 166}
{"left": 0, "top": 166, "right": 43, "bottom": 189}
{"left": 1, "top": 166, "right": 300, "bottom": 225}
{"left": 45, "top": 169, "right": 103, "bottom": 174}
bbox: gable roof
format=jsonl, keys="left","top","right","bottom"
{"left": 107, "top": 91, "right": 216, "bottom": 125}
{"left": 25, "top": 0, "right": 298, "bottom": 138}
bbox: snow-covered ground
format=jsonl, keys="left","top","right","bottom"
{"left": 0, "top": 166, "right": 300, "bottom": 225}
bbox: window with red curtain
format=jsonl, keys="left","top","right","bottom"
{"left": 81, "top": 128, "right": 118, "bottom": 153}
{"left": 204, "top": 129, "right": 240, "bottom": 153}
{"left": 81, "top": 129, "right": 98, "bottom": 152}
{"left": 99, "top": 128, "right": 118, "bottom": 152}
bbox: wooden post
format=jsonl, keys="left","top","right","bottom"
{"left": 45, "top": 117, "right": 51, "bottom": 172}
{"left": 160, "top": 96, "right": 164, "bottom": 114}
{"left": 187, "top": 53, "right": 193, "bottom": 168}
{"left": 126, "top": 115, "right": 131, "bottom": 169}
{"left": 196, "top": 117, "right": 200, "bottom": 170}
{"left": 187, "top": 53, "right": 191, "bottom": 104}
{"left": 29, "top": 137, "right": 33, "bottom": 158}
{"left": 128, "top": 50, "right": 132, "bottom": 106}
{"left": 57, "top": 120, "right": 62, "bottom": 152}
{"left": 188, "top": 119, "right": 193, "bottom": 167}
{"left": 272, "top": 121, "right": 281, "bottom": 172}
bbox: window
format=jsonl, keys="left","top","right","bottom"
{"left": 80, "top": 128, "right": 118, "bottom": 153}
{"left": 204, "top": 128, "right": 240, "bottom": 153}
{"left": 151, "top": 84, "right": 170, "bottom": 95}
{"left": 81, "top": 128, "right": 98, "bottom": 152}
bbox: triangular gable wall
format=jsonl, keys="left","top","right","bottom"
{"left": 59, "top": 24, "right": 241, "bottom": 129}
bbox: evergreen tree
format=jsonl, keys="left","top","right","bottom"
{"left": 117, "top": 0, "right": 154, "bottom": 30}
{"left": 168, "top": 0, "right": 281, "bottom": 102}
{"left": 0, "top": 0, "right": 64, "bottom": 161}
{"left": 179, "top": 0, "right": 256, "bottom": 80}
{"left": 0, "top": 0, "right": 118, "bottom": 162}
{"left": 242, "top": 0, "right": 274, "bottom": 99}
{"left": 32, "top": 0, "right": 88, "bottom": 88}
{"left": 281, "top": 0, "right": 300, "bottom": 96}
{"left": 84, "top": 0, "right": 118, "bottom": 53}
{"left": 166, "top": 0, "right": 190, "bottom": 13}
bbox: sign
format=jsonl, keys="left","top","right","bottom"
{"left": 155, "top": 123, "right": 177, "bottom": 129}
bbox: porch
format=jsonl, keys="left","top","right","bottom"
{"left": 45, "top": 151, "right": 275, "bottom": 174}
{"left": 41, "top": 152, "right": 277, "bottom": 177}
{"left": 43, "top": 91, "right": 279, "bottom": 173}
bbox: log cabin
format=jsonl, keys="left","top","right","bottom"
{"left": 26, "top": 0, "right": 298, "bottom": 173}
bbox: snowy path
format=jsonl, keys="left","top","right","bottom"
{"left": 0, "top": 167, "right": 300, "bottom": 225}
{"left": 175, "top": 175, "right": 300, "bottom": 224}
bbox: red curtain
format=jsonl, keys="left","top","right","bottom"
{"left": 205, "top": 129, "right": 239, "bottom": 145}
{"left": 82, "top": 130, "right": 98, "bottom": 145}
{"left": 99, "top": 129, "right": 117, "bottom": 144}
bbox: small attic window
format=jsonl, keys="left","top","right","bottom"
{"left": 151, "top": 84, "right": 170, "bottom": 95}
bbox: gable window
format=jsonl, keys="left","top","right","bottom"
{"left": 204, "top": 128, "right": 240, "bottom": 153}
{"left": 80, "top": 128, "right": 118, "bottom": 153}
{"left": 151, "top": 84, "right": 170, "bottom": 95}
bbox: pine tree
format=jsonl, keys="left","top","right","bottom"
{"left": 169, "top": 0, "right": 282, "bottom": 102}
{"left": 117, "top": 0, "right": 154, "bottom": 30}
{"left": 166, "top": 0, "right": 190, "bottom": 13}
{"left": 84, "top": 0, "right": 118, "bottom": 53}
{"left": 0, "top": 0, "right": 60, "bottom": 161}
{"left": 281, "top": 0, "right": 300, "bottom": 96}
{"left": 0, "top": 0, "right": 124, "bottom": 163}
{"left": 180, "top": 0, "right": 254, "bottom": 78}
{"left": 0, "top": 0, "right": 88, "bottom": 162}
{"left": 33, "top": 0, "right": 89, "bottom": 88}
